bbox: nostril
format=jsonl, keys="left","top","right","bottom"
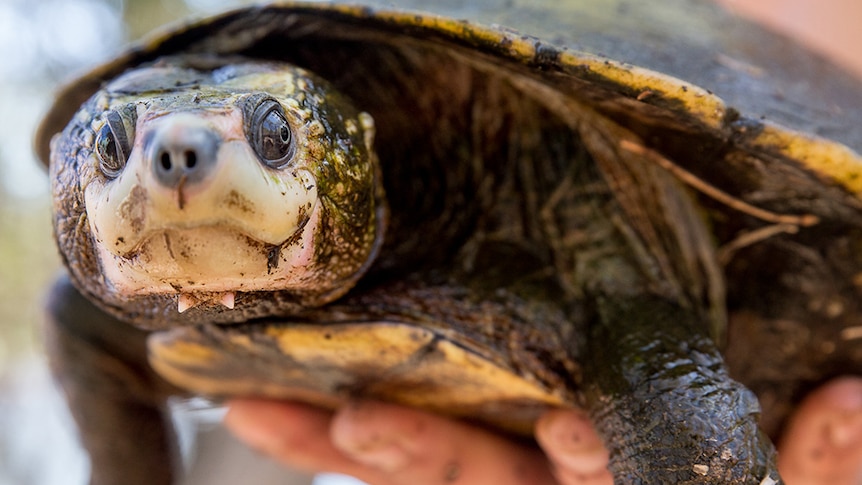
{"left": 158, "top": 151, "right": 200, "bottom": 171}
{"left": 150, "top": 123, "right": 219, "bottom": 189}
{"left": 160, "top": 152, "right": 172, "bottom": 171}
{"left": 184, "top": 151, "right": 197, "bottom": 169}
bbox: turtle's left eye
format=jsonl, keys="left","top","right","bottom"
{"left": 250, "top": 99, "right": 294, "bottom": 169}
{"left": 95, "top": 110, "right": 133, "bottom": 178}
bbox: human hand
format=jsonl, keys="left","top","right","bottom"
{"left": 224, "top": 400, "right": 610, "bottom": 485}
{"left": 224, "top": 377, "right": 862, "bottom": 485}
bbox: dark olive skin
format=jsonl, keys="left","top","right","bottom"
{"left": 37, "top": 1, "right": 862, "bottom": 484}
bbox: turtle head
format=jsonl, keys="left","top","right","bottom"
{"left": 50, "top": 57, "right": 384, "bottom": 327}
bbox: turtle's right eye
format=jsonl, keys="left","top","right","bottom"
{"left": 95, "top": 110, "right": 133, "bottom": 178}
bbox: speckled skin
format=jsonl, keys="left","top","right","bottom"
{"left": 50, "top": 57, "right": 383, "bottom": 327}
{"left": 37, "top": 2, "right": 862, "bottom": 484}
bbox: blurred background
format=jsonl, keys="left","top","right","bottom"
{"left": 0, "top": 2, "right": 329, "bottom": 484}
{"left": 0, "top": 0, "right": 859, "bottom": 484}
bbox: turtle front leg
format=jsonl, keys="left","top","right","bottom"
{"left": 584, "top": 295, "right": 781, "bottom": 484}
{"left": 44, "top": 274, "right": 180, "bottom": 485}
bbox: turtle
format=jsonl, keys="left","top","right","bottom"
{"left": 33, "top": 0, "right": 862, "bottom": 484}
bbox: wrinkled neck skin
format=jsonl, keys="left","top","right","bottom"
{"left": 50, "top": 56, "right": 383, "bottom": 328}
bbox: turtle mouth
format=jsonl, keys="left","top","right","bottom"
{"left": 92, "top": 203, "right": 322, "bottom": 307}
{"left": 118, "top": 214, "right": 310, "bottom": 262}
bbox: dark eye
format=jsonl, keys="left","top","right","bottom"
{"left": 95, "top": 110, "right": 133, "bottom": 178}
{"left": 251, "top": 99, "right": 293, "bottom": 168}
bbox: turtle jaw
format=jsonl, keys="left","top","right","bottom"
{"left": 92, "top": 204, "right": 322, "bottom": 306}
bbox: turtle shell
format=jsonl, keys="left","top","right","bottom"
{"left": 36, "top": 1, "right": 862, "bottom": 483}
{"left": 38, "top": 0, "right": 862, "bottom": 161}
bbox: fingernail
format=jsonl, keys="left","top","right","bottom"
{"left": 338, "top": 433, "right": 411, "bottom": 471}
{"left": 537, "top": 410, "right": 610, "bottom": 476}
{"left": 826, "top": 412, "right": 862, "bottom": 448}
{"left": 540, "top": 410, "right": 603, "bottom": 452}
{"left": 814, "top": 378, "right": 862, "bottom": 448}
{"left": 331, "top": 403, "right": 411, "bottom": 472}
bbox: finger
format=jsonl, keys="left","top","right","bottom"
{"left": 778, "top": 377, "right": 862, "bottom": 485}
{"left": 331, "top": 401, "right": 557, "bottom": 485}
{"left": 535, "top": 409, "right": 612, "bottom": 485}
{"left": 223, "top": 399, "right": 396, "bottom": 484}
